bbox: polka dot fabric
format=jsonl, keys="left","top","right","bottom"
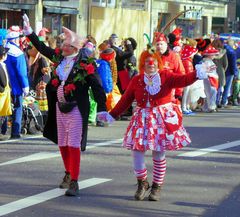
{"left": 202, "top": 45, "right": 219, "bottom": 56}
{"left": 181, "top": 45, "right": 198, "bottom": 59}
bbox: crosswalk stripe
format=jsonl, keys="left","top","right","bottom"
{"left": 0, "top": 178, "right": 111, "bottom": 216}
{"left": 0, "top": 135, "right": 43, "bottom": 144}
{"left": 0, "top": 139, "right": 123, "bottom": 166}
{"left": 178, "top": 140, "right": 240, "bottom": 157}
{"left": 0, "top": 152, "right": 60, "bottom": 166}
{"left": 87, "top": 139, "right": 123, "bottom": 149}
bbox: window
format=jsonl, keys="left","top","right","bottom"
{"left": 91, "top": 0, "right": 115, "bottom": 7}
{"left": 157, "top": 13, "right": 169, "bottom": 32}
{"left": 91, "top": 0, "right": 106, "bottom": 7}
{"left": 107, "top": 0, "right": 116, "bottom": 8}
{"left": 121, "top": 0, "right": 146, "bottom": 10}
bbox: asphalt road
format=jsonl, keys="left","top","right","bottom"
{"left": 0, "top": 107, "right": 240, "bottom": 217}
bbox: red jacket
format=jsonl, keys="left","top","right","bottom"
{"left": 161, "top": 50, "right": 185, "bottom": 99}
{"left": 182, "top": 57, "right": 195, "bottom": 74}
{"left": 110, "top": 70, "right": 197, "bottom": 119}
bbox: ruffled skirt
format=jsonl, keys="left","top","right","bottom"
{"left": 122, "top": 103, "right": 191, "bottom": 152}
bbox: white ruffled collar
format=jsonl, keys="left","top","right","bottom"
{"left": 143, "top": 72, "right": 161, "bottom": 95}
{"left": 56, "top": 54, "right": 78, "bottom": 81}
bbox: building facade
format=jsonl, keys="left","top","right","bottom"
{"left": 0, "top": 0, "right": 235, "bottom": 53}
{"left": 0, "top": 0, "right": 80, "bottom": 35}
{"left": 151, "top": 0, "right": 229, "bottom": 38}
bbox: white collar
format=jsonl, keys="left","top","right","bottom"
{"left": 144, "top": 72, "right": 161, "bottom": 95}
{"left": 144, "top": 71, "right": 158, "bottom": 77}
{"left": 56, "top": 54, "right": 78, "bottom": 82}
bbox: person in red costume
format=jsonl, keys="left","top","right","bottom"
{"left": 98, "top": 48, "right": 208, "bottom": 201}
{"left": 181, "top": 44, "right": 199, "bottom": 114}
{"left": 153, "top": 32, "right": 186, "bottom": 104}
{"left": 168, "top": 27, "right": 183, "bottom": 54}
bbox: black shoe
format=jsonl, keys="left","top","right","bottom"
{"left": 96, "top": 120, "right": 105, "bottom": 127}
{"left": 120, "top": 116, "right": 131, "bottom": 121}
{"left": 65, "top": 180, "right": 80, "bottom": 196}
{"left": 9, "top": 134, "right": 21, "bottom": 140}
{"left": 59, "top": 172, "right": 71, "bottom": 189}
{"left": 122, "top": 111, "right": 132, "bottom": 117}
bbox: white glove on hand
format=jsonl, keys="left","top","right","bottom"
{"left": 22, "top": 14, "right": 33, "bottom": 35}
{"left": 195, "top": 63, "right": 208, "bottom": 80}
{"left": 97, "top": 111, "right": 115, "bottom": 124}
{"left": 22, "top": 87, "right": 29, "bottom": 97}
{"left": 173, "top": 46, "right": 181, "bottom": 53}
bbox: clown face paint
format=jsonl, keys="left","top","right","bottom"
{"left": 144, "top": 57, "right": 158, "bottom": 74}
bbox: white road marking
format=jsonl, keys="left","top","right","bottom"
{"left": 0, "top": 139, "right": 123, "bottom": 166}
{"left": 0, "top": 152, "right": 60, "bottom": 166}
{"left": 0, "top": 135, "right": 43, "bottom": 144}
{"left": 0, "top": 178, "right": 111, "bottom": 216}
{"left": 178, "top": 140, "right": 240, "bottom": 157}
{"left": 87, "top": 138, "right": 123, "bottom": 149}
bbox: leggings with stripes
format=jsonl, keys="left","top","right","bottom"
{"left": 132, "top": 150, "right": 166, "bottom": 186}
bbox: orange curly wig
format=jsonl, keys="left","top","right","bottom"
{"left": 138, "top": 50, "right": 163, "bottom": 74}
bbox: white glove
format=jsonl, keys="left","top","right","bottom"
{"left": 97, "top": 111, "right": 115, "bottom": 124}
{"left": 173, "top": 46, "right": 181, "bottom": 53}
{"left": 22, "top": 87, "right": 29, "bottom": 97}
{"left": 195, "top": 63, "right": 208, "bottom": 80}
{"left": 22, "top": 14, "right": 33, "bottom": 35}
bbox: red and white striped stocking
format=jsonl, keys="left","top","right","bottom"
{"left": 152, "top": 158, "right": 166, "bottom": 185}
{"left": 132, "top": 150, "right": 147, "bottom": 180}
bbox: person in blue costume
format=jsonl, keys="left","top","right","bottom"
{"left": 221, "top": 39, "right": 238, "bottom": 106}
{"left": 96, "top": 48, "right": 113, "bottom": 94}
{"left": 5, "top": 26, "right": 29, "bottom": 139}
{"left": 0, "top": 29, "right": 7, "bottom": 46}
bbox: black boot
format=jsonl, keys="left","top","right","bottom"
{"left": 148, "top": 182, "right": 161, "bottom": 201}
{"left": 134, "top": 179, "right": 150, "bottom": 201}
{"left": 65, "top": 180, "right": 80, "bottom": 196}
{"left": 59, "top": 172, "right": 71, "bottom": 189}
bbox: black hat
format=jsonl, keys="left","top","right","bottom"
{"left": 0, "top": 45, "right": 9, "bottom": 56}
{"left": 195, "top": 38, "right": 211, "bottom": 52}
{"left": 110, "top": 33, "right": 118, "bottom": 39}
{"left": 168, "top": 33, "right": 176, "bottom": 45}
{"left": 127, "top": 37, "right": 137, "bottom": 50}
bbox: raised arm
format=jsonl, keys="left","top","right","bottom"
{"left": 22, "top": 14, "right": 55, "bottom": 60}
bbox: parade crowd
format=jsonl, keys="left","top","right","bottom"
{"left": 0, "top": 13, "right": 240, "bottom": 200}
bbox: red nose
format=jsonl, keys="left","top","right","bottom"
{"left": 148, "top": 60, "right": 155, "bottom": 66}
